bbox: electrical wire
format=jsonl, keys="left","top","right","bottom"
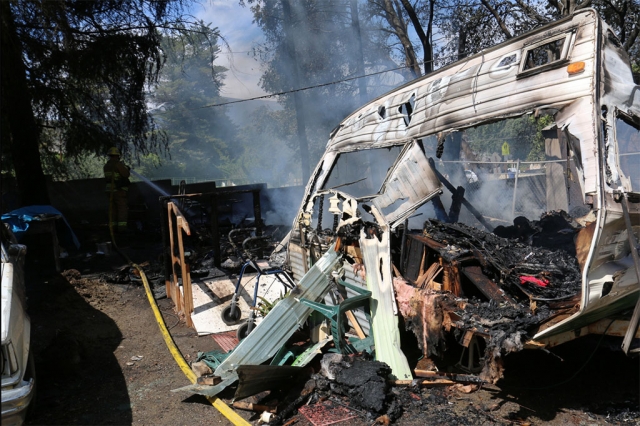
{"left": 195, "top": 51, "right": 466, "bottom": 109}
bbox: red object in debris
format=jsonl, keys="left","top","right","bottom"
{"left": 519, "top": 276, "right": 549, "bottom": 287}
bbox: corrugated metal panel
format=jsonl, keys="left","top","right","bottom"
{"left": 359, "top": 230, "right": 412, "bottom": 380}
{"left": 186, "top": 247, "right": 341, "bottom": 398}
{"left": 288, "top": 243, "right": 308, "bottom": 282}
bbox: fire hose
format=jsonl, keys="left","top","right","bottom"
{"left": 108, "top": 181, "right": 249, "bottom": 426}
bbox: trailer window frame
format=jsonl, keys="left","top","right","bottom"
{"left": 518, "top": 31, "right": 575, "bottom": 78}
{"left": 614, "top": 109, "right": 640, "bottom": 194}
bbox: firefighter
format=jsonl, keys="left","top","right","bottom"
{"left": 501, "top": 141, "right": 511, "bottom": 172}
{"left": 104, "top": 147, "right": 131, "bottom": 233}
{"left": 501, "top": 141, "right": 511, "bottom": 161}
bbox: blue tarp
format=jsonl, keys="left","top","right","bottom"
{"left": 1, "top": 205, "right": 81, "bottom": 250}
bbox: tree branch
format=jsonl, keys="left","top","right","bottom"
{"left": 399, "top": 0, "right": 433, "bottom": 73}
{"left": 481, "top": 0, "right": 513, "bottom": 38}
{"left": 514, "top": 0, "right": 550, "bottom": 24}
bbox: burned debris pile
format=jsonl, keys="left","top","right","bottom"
{"left": 393, "top": 211, "right": 585, "bottom": 382}
{"left": 422, "top": 214, "right": 582, "bottom": 301}
{"left": 152, "top": 178, "right": 636, "bottom": 425}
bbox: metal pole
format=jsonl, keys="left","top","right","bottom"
{"left": 511, "top": 159, "right": 521, "bottom": 218}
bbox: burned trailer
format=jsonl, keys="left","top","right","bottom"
{"left": 286, "top": 9, "right": 640, "bottom": 381}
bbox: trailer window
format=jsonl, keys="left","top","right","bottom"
{"left": 495, "top": 52, "right": 520, "bottom": 70}
{"left": 523, "top": 38, "right": 565, "bottom": 70}
{"left": 519, "top": 33, "right": 572, "bottom": 75}
{"left": 322, "top": 146, "right": 404, "bottom": 198}
{"left": 616, "top": 115, "right": 640, "bottom": 192}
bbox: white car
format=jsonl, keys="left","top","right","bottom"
{"left": 1, "top": 224, "right": 35, "bottom": 425}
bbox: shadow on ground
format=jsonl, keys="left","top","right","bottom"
{"left": 25, "top": 264, "right": 132, "bottom": 425}
{"left": 493, "top": 335, "right": 640, "bottom": 423}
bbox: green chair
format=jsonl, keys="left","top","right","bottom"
{"left": 298, "top": 276, "right": 372, "bottom": 354}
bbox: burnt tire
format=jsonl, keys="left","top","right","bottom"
{"left": 236, "top": 321, "right": 255, "bottom": 341}
{"left": 221, "top": 305, "right": 241, "bottom": 325}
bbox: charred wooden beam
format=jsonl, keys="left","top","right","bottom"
{"left": 461, "top": 265, "right": 516, "bottom": 305}
{"left": 414, "top": 369, "right": 487, "bottom": 384}
{"left": 428, "top": 158, "right": 493, "bottom": 231}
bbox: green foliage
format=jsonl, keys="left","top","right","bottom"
{"left": 465, "top": 114, "right": 553, "bottom": 162}
{"left": 1, "top": 0, "right": 220, "bottom": 200}
{"left": 142, "top": 27, "right": 244, "bottom": 182}
{"left": 252, "top": 291, "right": 289, "bottom": 317}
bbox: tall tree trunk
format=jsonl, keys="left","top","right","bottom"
{"left": 382, "top": 0, "right": 421, "bottom": 79}
{"left": 400, "top": 0, "right": 434, "bottom": 73}
{"left": 282, "top": 0, "right": 311, "bottom": 184}
{"left": 1, "top": 1, "right": 50, "bottom": 207}
{"left": 458, "top": 26, "right": 468, "bottom": 61}
{"left": 350, "top": 0, "right": 368, "bottom": 105}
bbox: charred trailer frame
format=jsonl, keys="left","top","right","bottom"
{"left": 285, "top": 9, "right": 640, "bottom": 381}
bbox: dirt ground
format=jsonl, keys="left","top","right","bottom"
{"left": 22, "top": 226, "right": 640, "bottom": 426}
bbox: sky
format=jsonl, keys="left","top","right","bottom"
{"left": 194, "top": 1, "right": 269, "bottom": 100}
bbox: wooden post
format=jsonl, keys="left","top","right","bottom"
{"left": 209, "top": 182, "right": 220, "bottom": 268}
{"left": 167, "top": 202, "right": 194, "bottom": 328}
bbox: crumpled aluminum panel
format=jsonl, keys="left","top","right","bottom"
{"left": 176, "top": 246, "right": 340, "bottom": 397}
{"left": 359, "top": 229, "right": 413, "bottom": 380}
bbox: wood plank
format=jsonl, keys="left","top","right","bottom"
{"left": 461, "top": 265, "right": 515, "bottom": 304}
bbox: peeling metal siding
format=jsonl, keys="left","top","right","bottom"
{"left": 555, "top": 97, "right": 599, "bottom": 196}
{"left": 372, "top": 141, "right": 442, "bottom": 227}
{"left": 359, "top": 228, "right": 412, "bottom": 380}
{"left": 206, "top": 247, "right": 341, "bottom": 397}
{"left": 329, "top": 11, "right": 598, "bottom": 157}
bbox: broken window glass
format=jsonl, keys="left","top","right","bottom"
{"left": 522, "top": 37, "right": 566, "bottom": 71}
{"left": 616, "top": 115, "right": 640, "bottom": 192}
{"left": 321, "top": 146, "right": 403, "bottom": 198}
{"left": 399, "top": 94, "right": 415, "bottom": 126}
{"left": 497, "top": 53, "right": 518, "bottom": 68}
